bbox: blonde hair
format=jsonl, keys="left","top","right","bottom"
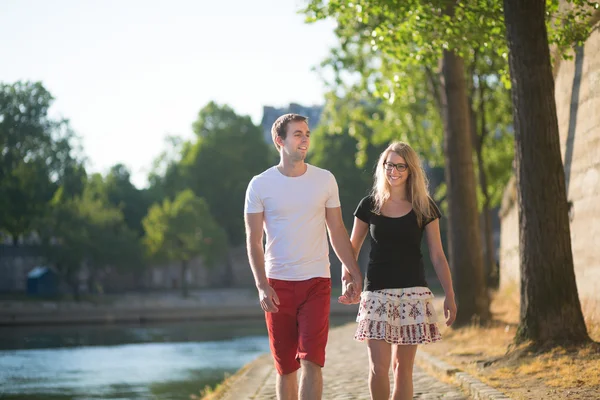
{"left": 371, "top": 141, "right": 436, "bottom": 227}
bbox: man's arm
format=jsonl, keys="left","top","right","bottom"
{"left": 244, "top": 212, "right": 279, "bottom": 312}
{"left": 325, "top": 207, "right": 363, "bottom": 302}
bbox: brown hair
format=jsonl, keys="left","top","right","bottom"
{"left": 271, "top": 114, "right": 308, "bottom": 151}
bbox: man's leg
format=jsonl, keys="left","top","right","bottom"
{"left": 277, "top": 370, "right": 298, "bottom": 400}
{"left": 298, "top": 359, "right": 322, "bottom": 399}
{"left": 297, "top": 277, "right": 331, "bottom": 400}
{"left": 266, "top": 279, "right": 300, "bottom": 400}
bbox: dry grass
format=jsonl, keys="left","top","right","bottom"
{"left": 582, "top": 297, "right": 600, "bottom": 341}
{"left": 424, "top": 287, "right": 600, "bottom": 399}
{"left": 190, "top": 372, "right": 233, "bottom": 400}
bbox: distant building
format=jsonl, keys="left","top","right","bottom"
{"left": 260, "top": 103, "right": 324, "bottom": 144}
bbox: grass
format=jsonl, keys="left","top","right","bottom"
{"left": 423, "top": 286, "right": 600, "bottom": 399}
{"left": 189, "top": 372, "right": 231, "bottom": 400}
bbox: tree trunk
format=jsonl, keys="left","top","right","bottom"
{"left": 503, "top": 0, "right": 589, "bottom": 345}
{"left": 469, "top": 76, "right": 497, "bottom": 288}
{"left": 442, "top": 48, "right": 490, "bottom": 326}
{"left": 477, "top": 156, "right": 497, "bottom": 288}
{"left": 181, "top": 259, "right": 189, "bottom": 298}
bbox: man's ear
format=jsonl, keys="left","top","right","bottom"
{"left": 275, "top": 135, "right": 284, "bottom": 148}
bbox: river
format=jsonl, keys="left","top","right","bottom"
{"left": 0, "top": 316, "right": 354, "bottom": 400}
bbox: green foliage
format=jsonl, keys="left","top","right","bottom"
{"left": 147, "top": 135, "right": 186, "bottom": 203}
{"left": 143, "top": 190, "right": 227, "bottom": 267}
{"left": 469, "top": 51, "right": 515, "bottom": 210}
{"left": 304, "top": 0, "right": 507, "bottom": 88}
{"left": 483, "top": 132, "right": 514, "bottom": 208}
{"left": 308, "top": 92, "right": 388, "bottom": 226}
{"left": 40, "top": 184, "right": 141, "bottom": 296}
{"left": 161, "top": 102, "right": 271, "bottom": 246}
{"left": 1, "top": 159, "right": 55, "bottom": 243}
{"left": 546, "top": 0, "right": 600, "bottom": 61}
{"left": 0, "top": 81, "right": 83, "bottom": 242}
{"left": 102, "top": 164, "right": 153, "bottom": 236}
{"left": 304, "top": 0, "right": 598, "bottom": 95}
{"left": 302, "top": 1, "right": 520, "bottom": 213}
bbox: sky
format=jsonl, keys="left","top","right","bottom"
{"left": 1, "top": 0, "right": 339, "bottom": 188}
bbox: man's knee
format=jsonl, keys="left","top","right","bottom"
{"left": 279, "top": 369, "right": 299, "bottom": 379}
{"left": 299, "top": 358, "right": 322, "bottom": 371}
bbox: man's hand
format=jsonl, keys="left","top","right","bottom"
{"left": 338, "top": 272, "right": 361, "bottom": 304}
{"left": 444, "top": 295, "right": 457, "bottom": 326}
{"left": 258, "top": 284, "right": 280, "bottom": 313}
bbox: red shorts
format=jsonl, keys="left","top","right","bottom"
{"left": 265, "top": 277, "right": 331, "bottom": 375}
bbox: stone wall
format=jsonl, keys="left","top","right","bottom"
{"left": 499, "top": 20, "right": 600, "bottom": 302}
{"left": 0, "top": 244, "right": 257, "bottom": 294}
{"left": 0, "top": 247, "right": 44, "bottom": 292}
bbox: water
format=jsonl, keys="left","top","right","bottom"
{"left": 0, "top": 316, "right": 355, "bottom": 400}
{"left": 0, "top": 319, "right": 271, "bottom": 400}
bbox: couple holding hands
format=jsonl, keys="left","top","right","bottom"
{"left": 244, "top": 114, "right": 456, "bottom": 400}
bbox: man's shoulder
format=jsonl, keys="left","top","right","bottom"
{"left": 249, "top": 166, "right": 278, "bottom": 185}
{"left": 307, "top": 164, "right": 335, "bottom": 180}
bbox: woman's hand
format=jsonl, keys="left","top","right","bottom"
{"left": 338, "top": 271, "right": 361, "bottom": 304}
{"left": 444, "top": 295, "right": 457, "bottom": 326}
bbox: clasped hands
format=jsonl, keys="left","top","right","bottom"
{"left": 338, "top": 271, "right": 361, "bottom": 305}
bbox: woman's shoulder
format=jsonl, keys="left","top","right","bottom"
{"left": 357, "top": 195, "right": 375, "bottom": 209}
{"left": 422, "top": 195, "right": 442, "bottom": 226}
{"left": 354, "top": 195, "right": 376, "bottom": 222}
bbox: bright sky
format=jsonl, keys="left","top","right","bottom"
{"left": 1, "top": 0, "right": 338, "bottom": 188}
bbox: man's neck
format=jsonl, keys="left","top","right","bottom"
{"left": 277, "top": 158, "right": 307, "bottom": 177}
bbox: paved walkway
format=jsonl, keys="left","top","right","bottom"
{"left": 222, "top": 322, "right": 468, "bottom": 399}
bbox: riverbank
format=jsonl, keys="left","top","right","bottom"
{"left": 0, "top": 288, "right": 359, "bottom": 326}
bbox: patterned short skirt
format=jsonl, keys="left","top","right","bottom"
{"left": 354, "top": 286, "right": 442, "bottom": 345}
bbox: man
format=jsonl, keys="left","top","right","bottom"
{"left": 244, "top": 113, "right": 362, "bottom": 400}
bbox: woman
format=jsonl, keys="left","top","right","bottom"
{"left": 343, "top": 141, "right": 457, "bottom": 400}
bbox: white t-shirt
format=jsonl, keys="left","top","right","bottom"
{"left": 244, "top": 164, "right": 341, "bottom": 281}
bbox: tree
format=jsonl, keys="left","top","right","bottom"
{"left": 503, "top": 0, "right": 590, "bottom": 345}
{"left": 1, "top": 159, "right": 55, "bottom": 244}
{"left": 304, "top": 0, "right": 493, "bottom": 324}
{"left": 308, "top": 92, "right": 388, "bottom": 227}
{"left": 0, "top": 81, "right": 83, "bottom": 244}
{"left": 147, "top": 135, "right": 186, "bottom": 206}
{"left": 103, "top": 164, "right": 153, "bottom": 236}
{"left": 441, "top": 31, "right": 490, "bottom": 324}
{"left": 41, "top": 184, "right": 139, "bottom": 299}
{"left": 173, "top": 102, "right": 271, "bottom": 246}
{"left": 143, "top": 190, "right": 227, "bottom": 297}
{"left": 467, "top": 51, "right": 515, "bottom": 286}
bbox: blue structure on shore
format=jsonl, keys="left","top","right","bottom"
{"left": 27, "top": 266, "right": 59, "bottom": 297}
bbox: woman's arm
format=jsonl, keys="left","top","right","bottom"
{"left": 349, "top": 217, "right": 369, "bottom": 260}
{"left": 425, "top": 219, "right": 457, "bottom": 326}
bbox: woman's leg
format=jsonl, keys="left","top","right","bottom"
{"left": 366, "top": 339, "right": 392, "bottom": 400}
{"left": 391, "top": 344, "right": 418, "bottom": 400}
